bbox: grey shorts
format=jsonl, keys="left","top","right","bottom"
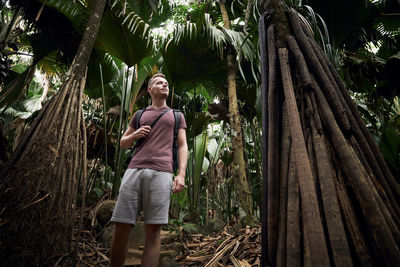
{"left": 110, "top": 168, "right": 173, "bottom": 225}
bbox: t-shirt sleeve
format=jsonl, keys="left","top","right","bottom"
{"left": 128, "top": 112, "right": 138, "bottom": 129}
{"left": 179, "top": 113, "right": 187, "bottom": 129}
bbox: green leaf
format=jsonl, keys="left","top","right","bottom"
{"left": 203, "top": 157, "right": 210, "bottom": 173}
{"left": 207, "top": 139, "right": 219, "bottom": 160}
{"left": 192, "top": 130, "right": 208, "bottom": 210}
{"left": 161, "top": 32, "right": 227, "bottom": 91}
{"left": 28, "top": 33, "right": 59, "bottom": 64}
{"left": 305, "top": 0, "right": 376, "bottom": 47}
{"left": 384, "top": 51, "right": 400, "bottom": 87}
{"left": 36, "top": 0, "right": 88, "bottom": 33}
{"left": 93, "top": 187, "right": 105, "bottom": 198}
{"left": 95, "top": 1, "right": 155, "bottom": 65}
{"left": 22, "top": 94, "right": 42, "bottom": 113}
{"left": 0, "top": 65, "right": 36, "bottom": 109}
{"left": 182, "top": 222, "right": 198, "bottom": 234}
{"left": 220, "top": 149, "right": 233, "bottom": 166}
{"left": 379, "top": 125, "right": 400, "bottom": 173}
{"left": 128, "top": 54, "right": 162, "bottom": 110}
{"left": 85, "top": 51, "right": 120, "bottom": 99}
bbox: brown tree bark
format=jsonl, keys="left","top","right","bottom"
{"left": 278, "top": 47, "right": 330, "bottom": 266}
{"left": 266, "top": 24, "right": 280, "bottom": 262}
{"left": 260, "top": 1, "right": 400, "bottom": 266}
{"left": 285, "top": 146, "right": 301, "bottom": 267}
{"left": 0, "top": 1, "right": 107, "bottom": 265}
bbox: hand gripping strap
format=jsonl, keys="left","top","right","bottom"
{"left": 125, "top": 107, "right": 170, "bottom": 165}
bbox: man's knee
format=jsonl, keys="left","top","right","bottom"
{"left": 145, "top": 224, "right": 161, "bottom": 239}
{"left": 112, "top": 222, "right": 133, "bottom": 244}
{"left": 110, "top": 223, "right": 133, "bottom": 267}
{"left": 114, "top": 222, "right": 133, "bottom": 233}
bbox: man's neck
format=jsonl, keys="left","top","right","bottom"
{"left": 151, "top": 99, "right": 167, "bottom": 109}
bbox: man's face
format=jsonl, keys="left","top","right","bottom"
{"left": 148, "top": 77, "right": 169, "bottom": 99}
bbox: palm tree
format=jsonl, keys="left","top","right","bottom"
{"left": 218, "top": 0, "right": 257, "bottom": 224}
{"left": 159, "top": 0, "right": 259, "bottom": 223}
{"left": 0, "top": 1, "right": 107, "bottom": 265}
{"left": 259, "top": 0, "right": 400, "bottom": 266}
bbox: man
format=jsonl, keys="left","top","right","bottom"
{"left": 110, "top": 73, "right": 188, "bottom": 267}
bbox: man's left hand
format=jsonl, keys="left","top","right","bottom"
{"left": 173, "top": 175, "right": 185, "bottom": 193}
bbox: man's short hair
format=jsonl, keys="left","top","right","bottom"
{"left": 148, "top": 73, "right": 166, "bottom": 88}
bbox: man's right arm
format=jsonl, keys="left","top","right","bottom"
{"left": 120, "top": 125, "right": 151, "bottom": 149}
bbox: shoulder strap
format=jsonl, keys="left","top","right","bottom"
{"left": 135, "top": 107, "right": 146, "bottom": 129}
{"left": 172, "top": 109, "right": 182, "bottom": 172}
{"left": 125, "top": 108, "right": 145, "bottom": 165}
{"left": 150, "top": 108, "right": 171, "bottom": 128}
{"left": 173, "top": 109, "right": 181, "bottom": 138}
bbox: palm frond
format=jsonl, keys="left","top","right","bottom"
{"left": 88, "top": 0, "right": 157, "bottom": 65}
{"left": 202, "top": 14, "right": 226, "bottom": 58}
{"left": 172, "top": 20, "right": 199, "bottom": 45}
{"left": 294, "top": 6, "right": 341, "bottom": 67}
{"left": 222, "top": 28, "right": 254, "bottom": 61}
{"left": 110, "top": 0, "right": 155, "bottom": 51}
{"left": 37, "top": 50, "right": 68, "bottom": 77}
{"left": 39, "top": 0, "right": 88, "bottom": 32}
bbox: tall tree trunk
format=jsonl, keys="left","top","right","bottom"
{"left": 260, "top": 0, "right": 400, "bottom": 266}
{"left": 218, "top": 0, "right": 255, "bottom": 223}
{"left": 0, "top": 1, "right": 107, "bottom": 265}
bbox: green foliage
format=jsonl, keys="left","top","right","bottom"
{"left": 4, "top": 0, "right": 398, "bottom": 229}
{"left": 192, "top": 130, "right": 208, "bottom": 210}
{"left": 167, "top": 218, "right": 198, "bottom": 235}
{"left": 0, "top": 65, "right": 35, "bottom": 109}
{"left": 97, "top": 1, "right": 155, "bottom": 65}
{"left": 356, "top": 95, "right": 400, "bottom": 179}
{"left": 380, "top": 124, "right": 400, "bottom": 178}
{"left": 85, "top": 51, "right": 120, "bottom": 99}
{"left": 159, "top": 4, "right": 258, "bottom": 89}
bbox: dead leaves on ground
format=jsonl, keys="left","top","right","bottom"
{"left": 74, "top": 229, "right": 110, "bottom": 267}
{"left": 73, "top": 205, "right": 261, "bottom": 267}
{"left": 177, "top": 226, "right": 261, "bottom": 266}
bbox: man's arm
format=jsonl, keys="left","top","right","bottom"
{"left": 173, "top": 128, "right": 188, "bottom": 193}
{"left": 120, "top": 125, "right": 151, "bottom": 149}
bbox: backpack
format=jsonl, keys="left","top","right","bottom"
{"left": 125, "top": 108, "right": 182, "bottom": 172}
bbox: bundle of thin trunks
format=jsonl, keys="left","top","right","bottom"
{"left": 259, "top": 9, "right": 400, "bottom": 267}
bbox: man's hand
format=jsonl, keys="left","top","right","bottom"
{"left": 172, "top": 174, "right": 185, "bottom": 193}
{"left": 134, "top": 125, "right": 151, "bottom": 139}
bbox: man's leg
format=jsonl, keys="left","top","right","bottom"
{"left": 110, "top": 222, "right": 133, "bottom": 267}
{"left": 141, "top": 224, "right": 162, "bottom": 267}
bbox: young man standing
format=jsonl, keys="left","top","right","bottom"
{"left": 110, "top": 73, "right": 188, "bottom": 267}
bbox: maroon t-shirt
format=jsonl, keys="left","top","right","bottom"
{"left": 128, "top": 106, "right": 186, "bottom": 173}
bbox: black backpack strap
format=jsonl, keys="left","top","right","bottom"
{"left": 173, "top": 109, "right": 181, "bottom": 172}
{"left": 135, "top": 107, "right": 146, "bottom": 130}
{"left": 150, "top": 108, "right": 171, "bottom": 128}
{"left": 125, "top": 108, "right": 145, "bottom": 165}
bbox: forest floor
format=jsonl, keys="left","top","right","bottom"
{"left": 73, "top": 203, "right": 261, "bottom": 266}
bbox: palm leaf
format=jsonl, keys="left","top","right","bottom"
{"left": 85, "top": 51, "right": 120, "bottom": 99}
{"left": 192, "top": 130, "right": 208, "bottom": 210}
{"left": 94, "top": 0, "right": 155, "bottom": 66}
{"left": 161, "top": 11, "right": 258, "bottom": 89}
{"left": 0, "top": 65, "right": 36, "bottom": 109}
{"left": 128, "top": 54, "right": 161, "bottom": 113}
{"left": 35, "top": 0, "right": 157, "bottom": 66}
{"left": 37, "top": 0, "right": 88, "bottom": 32}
